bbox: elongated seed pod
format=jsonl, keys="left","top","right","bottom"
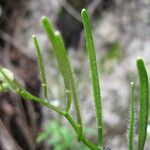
{"left": 127, "top": 82, "right": 135, "bottom": 150}
{"left": 33, "top": 35, "right": 48, "bottom": 99}
{"left": 137, "top": 57, "right": 149, "bottom": 150}
{"left": 81, "top": 9, "right": 103, "bottom": 146}
{"left": 40, "top": 17, "right": 83, "bottom": 139}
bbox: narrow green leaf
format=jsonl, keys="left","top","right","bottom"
{"left": 81, "top": 9, "right": 103, "bottom": 146}
{"left": 127, "top": 82, "right": 135, "bottom": 150}
{"left": 33, "top": 35, "right": 48, "bottom": 99}
{"left": 137, "top": 57, "right": 149, "bottom": 150}
{"left": 40, "top": 17, "right": 82, "bottom": 138}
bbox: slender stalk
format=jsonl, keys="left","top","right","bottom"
{"left": 137, "top": 57, "right": 149, "bottom": 150}
{"left": 82, "top": 136, "right": 101, "bottom": 150}
{"left": 40, "top": 17, "right": 82, "bottom": 138}
{"left": 18, "top": 90, "right": 64, "bottom": 115}
{"left": 32, "top": 35, "right": 48, "bottom": 99}
{"left": 127, "top": 82, "right": 135, "bottom": 150}
{"left": 63, "top": 112, "right": 78, "bottom": 132}
{"left": 64, "top": 113, "right": 101, "bottom": 150}
{"left": 81, "top": 9, "right": 103, "bottom": 146}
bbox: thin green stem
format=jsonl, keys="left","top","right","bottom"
{"left": 33, "top": 35, "right": 48, "bottom": 99}
{"left": 81, "top": 136, "right": 101, "bottom": 150}
{"left": 137, "top": 57, "right": 149, "bottom": 150}
{"left": 18, "top": 90, "right": 64, "bottom": 115}
{"left": 64, "top": 112, "right": 101, "bottom": 150}
{"left": 81, "top": 9, "right": 103, "bottom": 146}
{"left": 63, "top": 112, "right": 78, "bottom": 132}
{"left": 128, "top": 82, "right": 135, "bottom": 150}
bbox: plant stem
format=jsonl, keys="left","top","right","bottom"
{"left": 19, "top": 90, "right": 64, "bottom": 115}
{"left": 64, "top": 112, "right": 101, "bottom": 150}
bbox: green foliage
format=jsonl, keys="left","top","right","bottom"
{"left": 36, "top": 121, "right": 95, "bottom": 150}
{"left": 0, "top": 8, "right": 149, "bottom": 150}
{"left": 36, "top": 121, "right": 74, "bottom": 150}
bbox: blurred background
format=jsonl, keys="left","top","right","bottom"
{"left": 0, "top": 0, "right": 150, "bottom": 149}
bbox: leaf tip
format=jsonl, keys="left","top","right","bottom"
{"left": 81, "top": 8, "right": 87, "bottom": 14}
{"left": 136, "top": 57, "right": 144, "bottom": 64}
{"left": 54, "top": 30, "right": 60, "bottom": 36}
{"left": 40, "top": 16, "right": 50, "bottom": 27}
{"left": 130, "top": 81, "right": 134, "bottom": 86}
{"left": 40, "top": 16, "right": 47, "bottom": 22}
{"left": 136, "top": 57, "right": 146, "bottom": 71}
{"left": 81, "top": 8, "right": 88, "bottom": 18}
{"left": 32, "top": 35, "right": 36, "bottom": 39}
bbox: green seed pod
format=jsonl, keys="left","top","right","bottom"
{"left": 137, "top": 57, "right": 149, "bottom": 150}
